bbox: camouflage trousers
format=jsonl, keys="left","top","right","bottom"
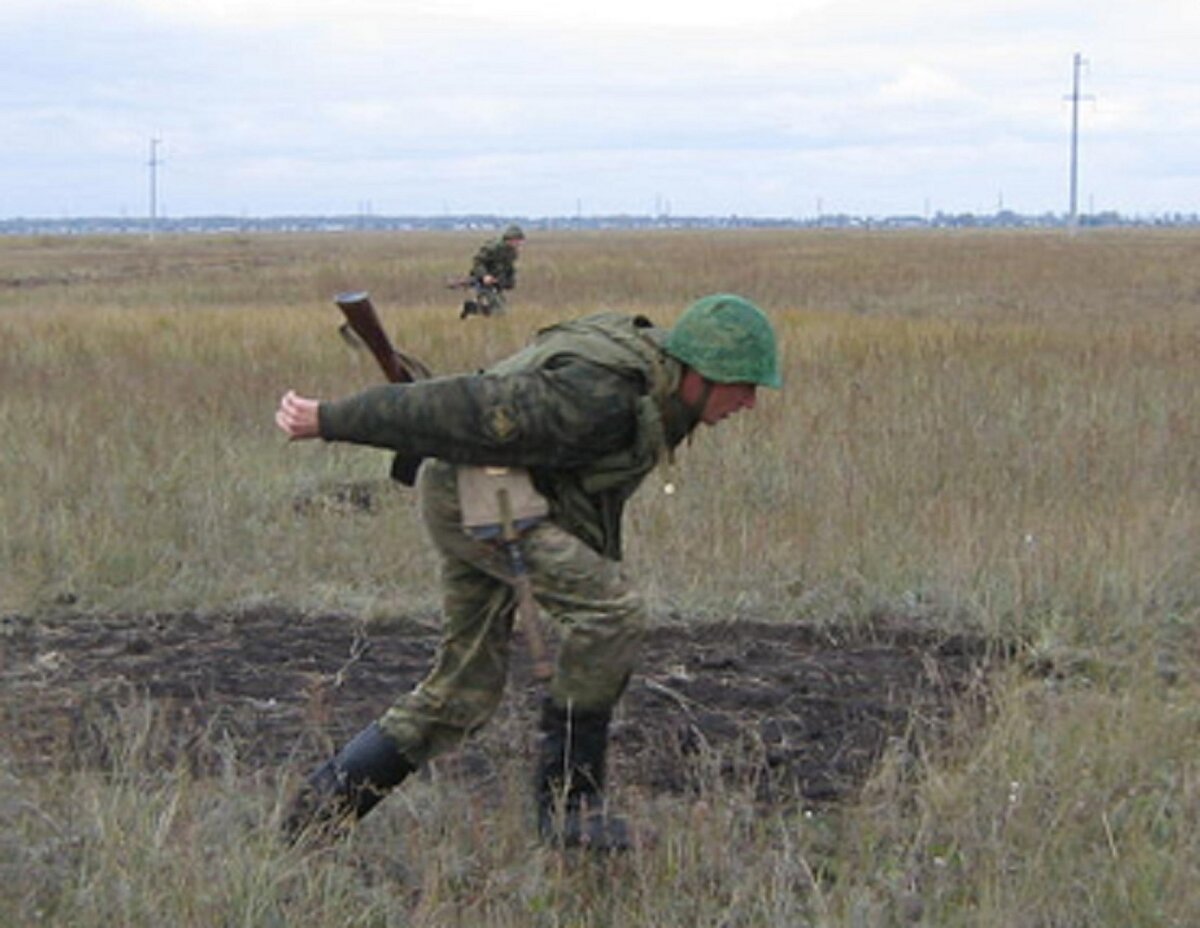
{"left": 377, "top": 460, "right": 646, "bottom": 766}
{"left": 461, "top": 285, "right": 507, "bottom": 318}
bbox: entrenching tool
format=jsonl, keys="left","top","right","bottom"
{"left": 458, "top": 465, "right": 554, "bottom": 681}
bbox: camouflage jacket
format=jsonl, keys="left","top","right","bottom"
{"left": 469, "top": 238, "right": 519, "bottom": 289}
{"left": 318, "top": 313, "right": 698, "bottom": 559}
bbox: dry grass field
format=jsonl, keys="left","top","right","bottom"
{"left": 1, "top": 228, "right": 1198, "bottom": 925}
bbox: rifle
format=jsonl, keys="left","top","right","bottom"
{"left": 334, "top": 291, "right": 432, "bottom": 485}
{"left": 335, "top": 291, "right": 432, "bottom": 383}
{"left": 445, "top": 276, "right": 504, "bottom": 319}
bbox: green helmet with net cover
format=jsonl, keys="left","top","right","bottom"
{"left": 664, "top": 293, "right": 782, "bottom": 388}
{"left": 502, "top": 223, "right": 526, "bottom": 241}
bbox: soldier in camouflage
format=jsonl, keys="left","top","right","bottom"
{"left": 460, "top": 223, "right": 525, "bottom": 318}
{"left": 274, "top": 293, "right": 782, "bottom": 852}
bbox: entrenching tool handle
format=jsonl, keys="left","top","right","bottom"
{"left": 511, "top": 570, "right": 553, "bottom": 682}
{"left": 497, "top": 488, "right": 554, "bottom": 682}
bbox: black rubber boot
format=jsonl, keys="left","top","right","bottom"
{"left": 283, "top": 722, "right": 415, "bottom": 845}
{"left": 534, "top": 699, "right": 632, "bottom": 852}
{"left": 460, "top": 300, "right": 477, "bottom": 319}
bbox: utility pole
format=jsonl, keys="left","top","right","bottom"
{"left": 148, "top": 137, "right": 163, "bottom": 237}
{"left": 1064, "top": 53, "right": 1090, "bottom": 228}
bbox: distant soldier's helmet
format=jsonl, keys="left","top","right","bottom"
{"left": 502, "top": 223, "right": 526, "bottom": 241}
{"left": 664, "top": 293, "right": 782, "bottom": 388}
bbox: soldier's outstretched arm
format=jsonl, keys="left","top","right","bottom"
{"left": 317, "top": 363, "right": 642, "bottom": 468}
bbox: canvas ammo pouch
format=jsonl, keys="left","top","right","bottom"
{"left": 457, "top": 465, "right": 549, "bottom": 541}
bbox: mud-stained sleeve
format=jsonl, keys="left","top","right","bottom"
{"left": 317, "top": 359, "right": 640, "bottom": 468}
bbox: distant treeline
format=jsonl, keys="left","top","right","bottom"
{"left": 2, "top": 210, "right": 1198, "bottom": 236}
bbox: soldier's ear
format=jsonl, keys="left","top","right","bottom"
{"left": 677, "top": 367, "right": 703, "bottom": 403}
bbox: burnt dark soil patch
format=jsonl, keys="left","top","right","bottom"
{"left": 0, "top": 609, "right": 995, "bottom": 805}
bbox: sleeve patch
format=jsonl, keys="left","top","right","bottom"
{"left": 483, "top": 404, "right": 520, "bottom": 443}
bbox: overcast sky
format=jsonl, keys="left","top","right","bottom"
{"left": 3, "top": 0, "right": 1197, "bottom": 219}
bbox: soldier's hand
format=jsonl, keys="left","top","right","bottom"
{"left": 275, "top": 389, "right": 321, "bottom": 440}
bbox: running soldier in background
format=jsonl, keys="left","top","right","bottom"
{"left": 274, "top": 293, "right": 782, "bottom": 852}
{"left": 459, "top": 223, "right": 526, "bottom": 319}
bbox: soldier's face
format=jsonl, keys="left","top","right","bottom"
{"left": 702, "top": 382, "right": 757, "bottom": 424}
{"left": 680, "top": 370, "right": 757, "bottom": 425}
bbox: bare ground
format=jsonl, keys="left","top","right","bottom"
{"left": 0, "top": 607, "right": 995, "bottom": 807}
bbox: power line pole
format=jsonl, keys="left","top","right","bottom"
{"left": 148, "top": 137, "right": 163, "bottom": 237}
{"left": 1064, "top": 53, "right": 1090, "bottom": 228}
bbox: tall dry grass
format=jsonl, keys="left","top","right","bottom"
{"left": 5, "top": 230, "right": 1198, "bottom": 637}
{"left": 2, "top": 229, "right": 1199, "bottom": 925}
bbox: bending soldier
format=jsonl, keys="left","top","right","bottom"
{"left": 459, "top": 223, "right": 525, "bottom": 319}
{"left": 274, "top": 293, "right": 782, "bottom": 852}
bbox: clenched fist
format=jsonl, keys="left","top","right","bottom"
{"left": 275, "top": 389, "right": 320, "bottom": 440}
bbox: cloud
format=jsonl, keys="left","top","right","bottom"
{"left": 1, "top": 0, "right": 1199, "bottom": 217}
{"left": 878, "top": 65, "right": 975, "bottom": 105}
{"left": 114, "top": 0, "right": 826, "bottom": 29}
